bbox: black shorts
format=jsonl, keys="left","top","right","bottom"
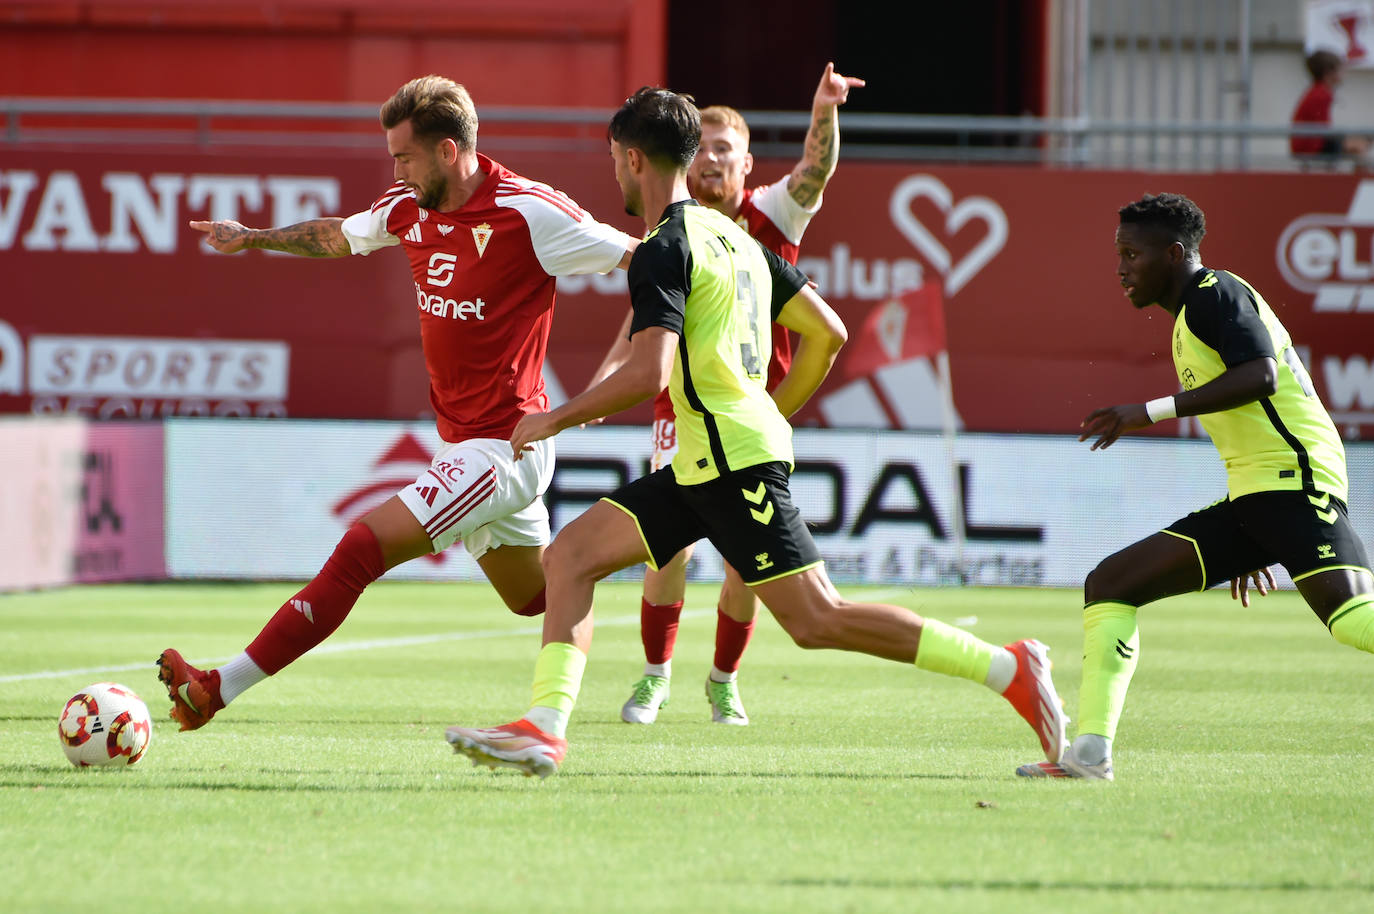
{"left": 1165, "top": 490, "right": 1371, "bottom": 589}
{"left": 604, "top": 461, "right": 823, "bottom": 585}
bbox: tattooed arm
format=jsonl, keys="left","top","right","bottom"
{"left": 188, "top": 218, "right": 352, "bottom": 258}
{"left": 786, "top": 63, "right": 866, "bottom": 210}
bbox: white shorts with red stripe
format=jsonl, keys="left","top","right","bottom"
{"left": 397, "top": 436, "right": 554, "bottom": 560}
{"left": 650, "top": 418, "right": 678, "bottom": 473}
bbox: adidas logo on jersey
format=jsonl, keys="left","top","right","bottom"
{"left": 404, "top": 223, "right": 423, "bottom": 243}
{"left": 290, "top": 598, "right": 314, "bottom": 623}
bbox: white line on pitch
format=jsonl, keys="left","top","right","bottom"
{"left": 0, "top": 608, "right": 714, "bottom": 684}
{"left": 1, "top": 587, "right": 943, "bottom": 685}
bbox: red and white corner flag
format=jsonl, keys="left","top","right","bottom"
{"left": 818, "top": 283, "right": 959, "bottom": 430}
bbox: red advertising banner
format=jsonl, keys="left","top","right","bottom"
{"left": 3, "top": 143, "right": 1371, "bottom": 438}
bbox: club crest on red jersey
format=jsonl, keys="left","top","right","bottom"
{"left": 472, "top": 223, "right": 493, "bottom": 258}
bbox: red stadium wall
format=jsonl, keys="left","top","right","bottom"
{"left": 0, "top": 0, "right": 666, "bottom": 106}
{"left": 2, "top": 143, "right": 1372, "bottom": 438}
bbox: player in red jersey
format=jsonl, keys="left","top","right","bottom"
{"left": 155, "top": 75, "right": 636, "bottom": 732}
{"left": 588, "top": 64, "right": 864, "bottom": 726}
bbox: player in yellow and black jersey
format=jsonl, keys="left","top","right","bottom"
{"left": 445, "top": 87, "right": 1070, "bottom": 779}
{"left": 1019, "top": 192, "right": 1374, "bottom": 782}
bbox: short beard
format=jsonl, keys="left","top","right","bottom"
{"left": 691, "top": 180, "right": 728, "bottom": 206}
{"left": 415, "top": 176, "right": 448, "bottom": 210}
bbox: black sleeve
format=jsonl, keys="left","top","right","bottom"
{"left": 758, "top": 242, "right": 809, "bottom": 319}
{"left": 1181, "top": 271, "right": 1275, "bottom": 368}
{"left": 627, "top": 234, "right": 690, "bottom": 338}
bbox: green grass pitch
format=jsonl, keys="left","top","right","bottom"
{"left": 2, "top": 580, "right": 1372, "bottom": 913}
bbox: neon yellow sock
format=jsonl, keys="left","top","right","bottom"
{"left": 1329, "top": 595, "right": 1374, "bottom": 652}
{"left": 531, "top": 641, "right": 587, "bottom": 716}
{"left": 1078, "top": 600, "right": 1139, "bottom": 741}
{"left": 913, "top": 617, "right": 996, "bottom": 684}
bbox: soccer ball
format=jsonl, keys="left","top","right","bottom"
{"left": 58, "top": 682, "right": 153, "bottom": 768}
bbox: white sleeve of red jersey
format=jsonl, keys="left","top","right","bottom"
{"left": 339, "top": 185, "right": 410, "bottom": 256}
{"left": 750, "top": 174, "right": 820, "bottom": 246}
{"left": 495, "top": 181, "right": 635, "bottom": 276}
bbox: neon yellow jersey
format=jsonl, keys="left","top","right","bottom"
{"left": 1172, "top": 268, "right": 1347, "bottom": 502}
{"left": 627, "top": 201, "right": 808, "bottom": 485}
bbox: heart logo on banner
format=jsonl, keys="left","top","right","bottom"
{"left": 889, "top": 175, "right": 1008, "bottom": 296}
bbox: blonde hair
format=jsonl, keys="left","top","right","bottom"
{"left": 380, "top": 75, "right": 478, "bottom": 151}
{"left": 699, "top": 105, "right": 749, "bottom": 145}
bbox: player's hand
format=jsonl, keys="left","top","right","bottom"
{"left": 1079, "top": 404, "right": 1151, "bottom": 451}
{"left": 510, "top": 412, "right": 561, "bottom": 459}
{"left": 1231, "top": 567, "right": 1277, "bottom": 608}
{"left": 189, "top": 219, "right": 252, "bottom": 254}
{"left": 815, "top": 62, "right": 865, "bottom": 107}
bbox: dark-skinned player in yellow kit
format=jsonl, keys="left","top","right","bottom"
{"left": 1019, "top": 192, "right": 1374, "bottom": 781}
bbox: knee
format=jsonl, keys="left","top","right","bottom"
{"left": 541, "top": 536, "right": 583, "bottom": 581}
{"left": 1084, "top": 561, "right": 1124, "bottom": 605}
{"left": 718, "top": 576, "right": 757, "bottom": 621}
{"left": 786, "top": 624, "right": 829, "bottom": 650}
{"left": 779, "top": 604, "right": 841, "bottom": 650}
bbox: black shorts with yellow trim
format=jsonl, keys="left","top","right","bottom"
{"left": 602, "top": 460, "right": 823, "bottom": 585}
{"left": 1163, "top": 489, "right": 1370, "bottom": 589}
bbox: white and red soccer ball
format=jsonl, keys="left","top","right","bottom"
{"left": 58, "top": 682, "right": 153, "bottom": 768}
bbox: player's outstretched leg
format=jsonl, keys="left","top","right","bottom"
{"left": 754, "top": 568, "right": 1067, "bottom": 763}
{"left": 445, "top": 719, "right": 568, "bottom": 780}
{"left": 155, "top": 649, "right": 224, "bottom": 731}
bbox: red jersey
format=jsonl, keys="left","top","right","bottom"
{"left": 342, "top": 154, "right": 632, "bottom": 442}
{"left": 1291, "top": 82, "right": 1335, "bottom": 156}
{"left": 652, "top": 174, "right": 821, "bottom": 421}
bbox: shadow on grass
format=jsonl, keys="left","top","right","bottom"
{"left": 565, "top": 769, "right": 971, "bottom": 780}
{"left": 0, "top": 762, "right": 970, "bottom": 792}
{"left": 780, "top": 876, "right": 1374, "bottom": 894}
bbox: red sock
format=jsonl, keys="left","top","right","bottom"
{"left": 713, "top": 608, "right": 755, "bottom": 674}
{"left": 640, "top": 597, "right": 683, "bottom": 665}
{"left": 245, "top": 523, "right": 385, "bottom": 675}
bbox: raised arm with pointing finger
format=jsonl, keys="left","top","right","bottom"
{"left": 787, "top": 62, "right": 866, "bottom": 209}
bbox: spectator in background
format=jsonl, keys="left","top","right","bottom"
{"left": 1291, "top": 49, "right": 1370, "bottom": 167}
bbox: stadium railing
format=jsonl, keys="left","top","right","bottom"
{"left": 1, "top": 97, "right": 1362, "bottom": 172}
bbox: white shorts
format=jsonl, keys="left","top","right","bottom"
{"left": 397, "top": 436, "right": 554, "bottom": 560}
{"left": 650, "top": 418, "right": 679, "bottom": 473}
